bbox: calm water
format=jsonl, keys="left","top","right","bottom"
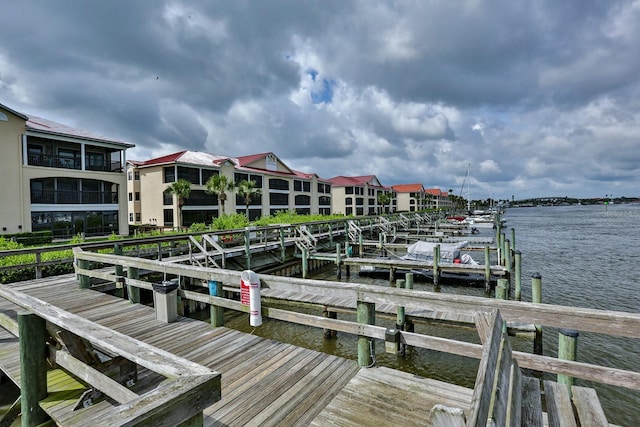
{"left": 226, "top": 204, "right": 640, "bottom": 426}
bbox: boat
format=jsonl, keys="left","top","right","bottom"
{"left": 358, "top": 240, "right": 492, "bottom": 286}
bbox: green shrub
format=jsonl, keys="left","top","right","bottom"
{"left": 211, "top": 214, "right": 249, "bottom": 231}
{"left": 189, "top": 223, "right": 208, "bottom": 233}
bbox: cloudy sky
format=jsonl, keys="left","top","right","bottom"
{"left": 2, "top": 1, "right": 639, "bottom": 200}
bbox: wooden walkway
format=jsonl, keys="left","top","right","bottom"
{"left": 0, "top": 275, "right": 474, "bottom": 426}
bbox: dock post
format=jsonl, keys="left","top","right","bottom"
{"left": 78, "top": 258, "right": 91, "bottom": 289}
{"left": 405, "top": 272, "right": 414, "bottom": 290}
{"left": 498, "top": 233, "right": 505, "bottom": 266}
{"left": 504, "top": 239, "right": 512, "bottom": 295}
{"left": 433, "top": 244, "right": 440, "bottom": 292}
{"left": 323, "top": 306, "right": 337, "bottom": 339}
{"left": 558, "top": 329, "right": 579, "bottom": 391}
{"left": 209, "top": 280, "right": 224, "bottom": 327}
{"left": 336, "top": 243, "right": 342, "bottom": 279}
{"left": 484, "top": 245, "right": 491, "bottom": 295}
{"left": 531, "top": 273, "right": 543, "bottom": 355}
{"left": 531, "top": 273, "right": 542, "bottom": 304}
{"left": 114, "top": 243, "right": 124, "bottom": 298}
{"left": 279, "top": 228, "right": 286, "bottom": 262}
{"left": 359, "top": 234, "right": 364, "bottom": 257}
{"left": 302, "top": 248, "right": 309, "bottom": 279}
{"left": 357, "top": 301, "right": 376, "bottom": 367}
{"left": 495, "top": 278, "right": 508, "bottom": 300}
{"left": 18, "top": 311, "right": 48, "bottom": 427}
{"left": 244, "top": 228, "right": 252, "bottom": 270}
{"left": 127, "top": 266, "right": 140, "bottom": 304}
{"left": 510, "top": 227, "right": 516, "bottom": 252}
{"left": 514, "top": 250, "right": 522, "bottom": 301}
{"left": 396, "top": 279, "right": 406, "bottom": 355}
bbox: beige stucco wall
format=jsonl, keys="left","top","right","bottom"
{"left": 0, "top": 110, "right": 27, "bottom": 235}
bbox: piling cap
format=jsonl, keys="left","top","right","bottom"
{"left": 532, "top": 272, "right": 541, "bottom": 279}
{"left": 559, "top": 328, "right": 579, "bottom": 338}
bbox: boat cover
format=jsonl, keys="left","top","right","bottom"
{"left": 404, "top": 241, "right": 468, "bottom": 262}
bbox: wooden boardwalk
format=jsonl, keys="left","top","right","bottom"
{"left": 0, "top": 275, "right": 474, "bottom": 426}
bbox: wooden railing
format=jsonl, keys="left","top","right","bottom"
{"left": 73, "top": 250, "right": 640, "bottom": 392}
{"left": 1, "top": 213, "right": 427, "bottom": 280}
{"left": 0, "top": 283, "right": 221, "bottom": 426}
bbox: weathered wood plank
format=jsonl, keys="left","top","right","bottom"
{"left": 466, "top": 310, "right": 502, "bottom": 427}
{"left": 544, "top": 381, "right": 577, "bottom": 427}
{"left": 571, "top": 385, "right": 608, "bottom": 426}
{"left": 520, "top": 376, "right": 543, "bottom": 427}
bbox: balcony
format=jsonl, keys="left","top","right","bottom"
{"left": 27, "top": 153, "right": 122, "bottom": 172}
{"left": 31, "top": 190, "right": 118, "bottom": 205}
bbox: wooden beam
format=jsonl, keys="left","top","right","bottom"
{"left": 49, "top": 347, "right": 139, "bottom": 404}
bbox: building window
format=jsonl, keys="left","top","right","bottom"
{"left": 129, "top": 213, "right": 133, "bottom": 221}
{"left": 135, "top": 213, "right": 141, "bottom": 222}
{"left": 295, "top": 195, "right": 310, "bottom": 206}
{"left": 134, "top": 171, "right": 140, "bottom": 180}
{"left": 177, "top": 166, "right": 200, "bottom": 184}
{"left": 163, "top": 166, "right": 176, "bottom": 183}
{"left": 135, "top": 192, "right": 140, "bottom": 201}
{"left": 345, "top": 187, "right": 354, "bottom": 195}
{"left": 269, "top": 193, "right": 289, "bottom": 205}
{"left": 163, "top": 209, "right": 174, "bottom": 226}
{"left": 128, "top": 172, "right": 133, "bottom": 181}
{"left": 356, "top": 198, "right": 364, "bottom": 205}
{"left": 269, "top": 178, "right": 289, "bottom": 191}
{"left": 128, "top": 192, "right": 133, "bottom": 202}
{"left": 202, "top": 169, "right": 218, "bottom": 184}
{"left": 163, "top": 190, "right": 173, "bottom": 205}
{"left": 345, "top": 197, "right": 352, "bottom": 205}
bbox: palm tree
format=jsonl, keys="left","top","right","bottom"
{"left": 377, "top": 192, "right": 391, "bottom": 214}
{"left": 236, "top": 180, "right": 262, "bottom": 219}
{"left": 205, "top": 174, "right": 235, "bottom": 216}
{"left": 425, "top": 193, "right": 433, "bottom": 210}
{"left": 167, "top": 179, "right": 192, "bottom": 229}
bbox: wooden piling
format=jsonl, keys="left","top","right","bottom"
{"left": 504, "top": 239, "right": 512, "bottom": 295}
{"left": 114, "top": 243, "right": 124, "bottom": 298}
{"left": 484, "top": 245, "right": 491, "bottom": 295}
{"left": 495, "top": 278, "right": 508, "bottom": 300}
{"left": 357, "top": 301, "right": 376, "bottom": 367}
{"left": 244, "top": 228, "right": 252, "bottom": 270}
{"left": 396, "top": 279, "right": 406, "bottom": 355}
{"left": 336, "top": 244, "right": 342, "bottom": 279}
{"left": 323, "top": 307, "right": 337, "bottom": 339}
{"left": 302, "top": 248, "right": 309, "bottom": 279}
{"left": 558, "top": 329, "right": 579, "bottom": 391}
{"left": 18, "top": 311, "right": 49, "bottom": 426}
{"left": 78, "top": 258, "right": 90, "bottom": 289}
{"left": 433, "top": 244, "right": 440, "bottom": 292}
{"left": 127, "top": 266, "right": 140, "bottom": 304}
{"left": 531, "top": 273, "right": 543, "bottom": 355}
{"left": 209, "top": 280, "right": 224, "bottom": 327}
{"left": 405, "top": 272, "right": 414, "bottom": 290}
{"left": 514, "top": 250, "right": 522, "bottom": 301}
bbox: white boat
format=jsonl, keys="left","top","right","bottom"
{"left": 359, "top": 240, "right": 491, "bottom": 285}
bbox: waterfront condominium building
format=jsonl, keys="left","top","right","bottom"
{"left": 425, "top": 188, "right": 453, "bottom": 210}
{"left": 327, "top": 175, "right": 395, "bottom": 216}
{"left": 126, "top": 151, "right": 332, "bottom": 228}
{"left": 391, "top": 183, "right": 430, "bottom": 212}
{"left": 0, "top": 103, "right": 134, "bottom": 238}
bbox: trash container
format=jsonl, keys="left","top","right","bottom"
{"left": 152, "top": 280, "right": 179, "bottom": 323}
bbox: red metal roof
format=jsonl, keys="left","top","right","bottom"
{"left": 392, "top": 183, "right": 424, "bottom": 193}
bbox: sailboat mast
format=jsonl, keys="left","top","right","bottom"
{"left": 467, "top": 163, "right": 470, "bottom": 212}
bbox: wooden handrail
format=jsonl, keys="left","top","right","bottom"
{"left": 72, "top": 250, "right": 640, "bottom": 391}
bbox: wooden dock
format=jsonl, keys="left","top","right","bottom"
{"left": 0, "top": 275, "right": 475, "bottom": 426}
